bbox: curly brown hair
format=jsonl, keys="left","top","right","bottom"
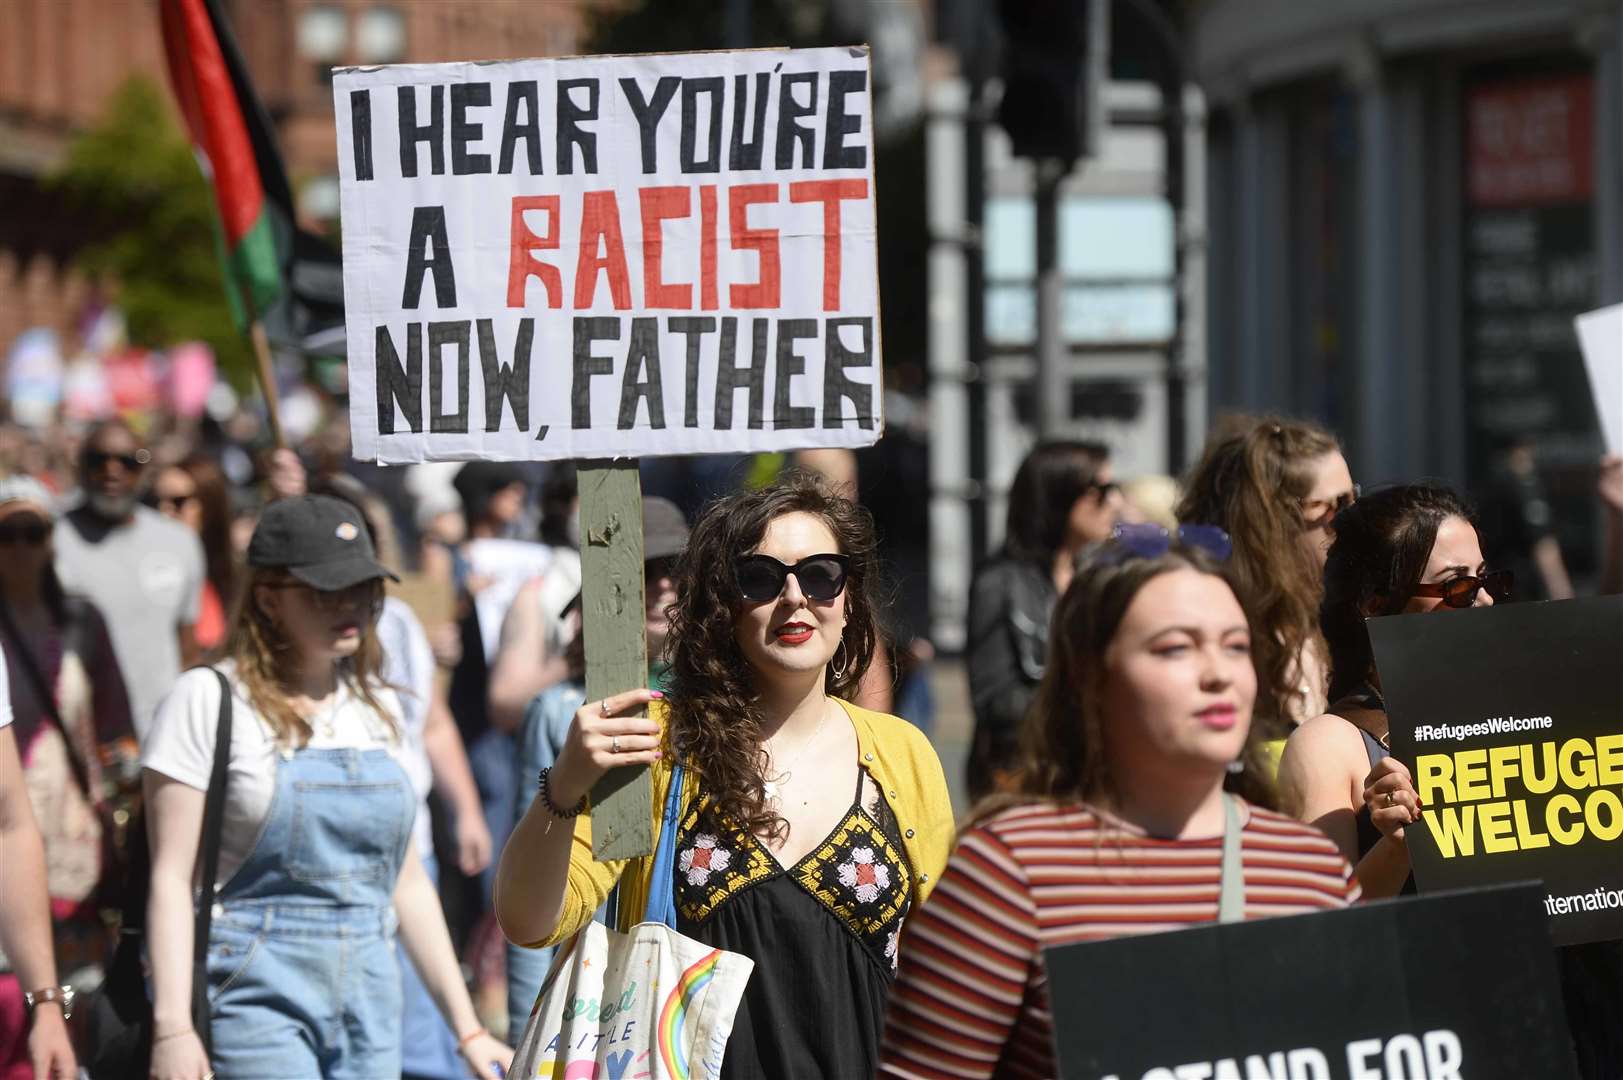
{"left": 1175, "top": 414, "right": 1339, "bottom": 732}
{"left": 225, "top": 566, "right": 395, "bottom": 747}
{"left": 980, "top": 542, "right": 1277, "bottom": 823}
{"left": 665, "top": 470, "right": 883, "bottom": 842}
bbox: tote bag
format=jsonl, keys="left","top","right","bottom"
{"left": 511, "top": 766, "right": 755, "bottom": 1080}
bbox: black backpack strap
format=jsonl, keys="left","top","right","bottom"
{"left": 189, "top": 667, "right": 234, "bottom": 1053}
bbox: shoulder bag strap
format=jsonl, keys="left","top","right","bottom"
{"left": 640, "top": 764, "right": 687, "bottom": 929}
{"left": 190, "top": 667, "right": 234, "bottom": 1053}
{"left": 1217, "top": 795, "right": 1246, "bottom": 924}
{"left": 0, "top": 599, "right": 99, "bottom": 804}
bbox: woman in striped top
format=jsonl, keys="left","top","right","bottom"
{"left": 879, "top": 526, "right": 1360, "bottom": 1080}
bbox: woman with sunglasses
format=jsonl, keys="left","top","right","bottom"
{"left": 0, "top": 477, "right": 132, "bottom": 1073}
{"left": 1277, "top": 484, "right": 1507, "bottom": 900}
{"left": 1177, "top": 415, "right": 1354, "bottom": 731}
{"left": 497, "top": 472, "right": 954, "bottom": 1080}
{"left": 966, "top": 440, "right": 1121, "bottom": 801}
{"left": 141, "top": 495, "right": 510, "bottom": 1080}
{"left": 151, "top": 457, "right": 240, "bottom": 654}
{"left": 879, "top": 525, "right": 1359, "bottom": 1079}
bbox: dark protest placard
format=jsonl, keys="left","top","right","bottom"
{"left": 331, "top": 47, "right": 883, "bottom": 464}
{"left": 1047, "top": 884, "right": 1575, "bottom": 1080}
{"left": 1370, "top": 595, "right": 1623, "bottom": 946}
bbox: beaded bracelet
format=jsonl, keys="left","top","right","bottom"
{"left": 538, "top": 766, "right": 587, "bottom": 819}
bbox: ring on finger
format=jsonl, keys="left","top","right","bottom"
{"left": 601, "top": 698, "right": 611, "bottom": 717}
{"left": 1384, "top": 791, "right": 1397, "bottom": 807}
{"left": 611, "top": 735, "right": 621, "bottom": 754}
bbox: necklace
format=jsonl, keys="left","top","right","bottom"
{"left": 762, "top": 702, "right": 831, "bottom": 802}
{"left": 303, "top": 681, "right": 346, "bottom": 740}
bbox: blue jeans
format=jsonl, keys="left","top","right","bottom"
{"left": 469, "top": 729, "right": 517, "bottom": 908}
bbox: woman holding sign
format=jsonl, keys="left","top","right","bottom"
{"left": 141, "top": 496, "right": 511, "bottom": 1080}
{"left": 878, "top": 524, "right": 1360, "bottom": 1079}
{"left": 496, "top": 472, "right": 954, "bottom": 1079}
{"left": 1277, "top": 483, "right": 1503, "bottom": 899}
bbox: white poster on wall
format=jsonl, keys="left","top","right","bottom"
{"left": 332, "top": 47, "right": 883, "bottom": 464}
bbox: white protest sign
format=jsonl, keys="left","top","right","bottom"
{"left": 333, "top": 47, "right": 883, "bottom": 465}
{"left": 1575, "top": 302, "right": 1622, "bottom": 455}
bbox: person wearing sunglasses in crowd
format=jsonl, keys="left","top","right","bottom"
{"left": 1277, "top": 484, "right": 1508, "bottom": 901}
{"left": 966, "top": 440, "right": 1121, "bottom": 801}
{"left": 497, "top": 472, "right": 953, "bottom": 1079}
{"left": 141, "top": 495, "right": 511, "bottom": 1080}
{"left": 54, "top": 422, "right": 206, "bottom": 740}
{"left": 1177, "top": 416, "right": 1356, "bottom": 769}
{"left": 879, "top": 524, "right": 1360, "bottom": 1079}
{"left": 151, "top": 457, "right": 241, "bottom": 654}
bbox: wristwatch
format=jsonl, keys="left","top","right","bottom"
{"left": 23, "top": 985, "right": 74, "bottom": 1021}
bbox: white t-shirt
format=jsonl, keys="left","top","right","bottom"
{"left": 0, "top": 648, "right": 12, "bottom": 728}
{"left": 376, "top": 597, "right": 436, "bottom": 859}
{"left": 141, "top": 661, "right": 409, "bottom": 890}
{"left": 463, "top": 538, "right": 558, "bottom": 662}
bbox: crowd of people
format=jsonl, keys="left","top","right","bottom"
{"left": 0, "top": 405, "right": 1619, "bottom": 1080}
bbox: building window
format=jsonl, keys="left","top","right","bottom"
{"left": 983, "top": 194, "right": 1174, "bottom": 345}
{"left": 357, "top": 7, "right": 407, "bottom": 64}
{"left": 300, "top": 175, "right": 341, "bottom": 225}
{"left": 297, "top": 5, "right": 347, "bottom": 61}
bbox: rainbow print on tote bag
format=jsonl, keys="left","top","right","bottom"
{"left": 511, "top": 768, "right": 754, "bottom": 1080}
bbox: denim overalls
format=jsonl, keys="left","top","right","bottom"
{"left": 205, "top": 745, "right": 414, "bottom": 1078}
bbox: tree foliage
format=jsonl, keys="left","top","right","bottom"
{"left": 51, "top": 75, "right": 247, "bottom": 375}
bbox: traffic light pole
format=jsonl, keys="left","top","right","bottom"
{"left": 1036, "top": 157, "right": 1068, "bottom": 439}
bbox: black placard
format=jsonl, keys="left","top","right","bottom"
{"left": 1048, "top": 885, "right": 1575, "bottom": 1080}
{"left": 1368, "top": 596, "right": 1623, "bottom": 946}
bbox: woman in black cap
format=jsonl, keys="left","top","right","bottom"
{"left": 140, "top": 495, "right": 510, "bottom": 1079}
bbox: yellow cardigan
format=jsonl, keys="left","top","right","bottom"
{"left": 531, "top": 698, "right": 955, "bottom": 948}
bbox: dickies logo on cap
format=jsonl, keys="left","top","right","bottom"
{"left": 336, "top": 522, "right": 359, "bottom": 541}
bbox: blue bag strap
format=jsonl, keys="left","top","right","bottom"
{"left": 641, "top": 764, "right": 686, "bottom": 928}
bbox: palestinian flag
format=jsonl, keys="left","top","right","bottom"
{"left": 159, "top": 0, "right": 344, "bottom": 353}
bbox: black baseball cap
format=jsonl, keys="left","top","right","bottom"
{"left": 248, "top": 495, "right": 400, "bottom": 590}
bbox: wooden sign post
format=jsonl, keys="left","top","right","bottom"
{"left": 333, "top": 47, "right": 886, "bottom": 862}
{"left": 577, "top": 459, "right": 652, "bottom": 858}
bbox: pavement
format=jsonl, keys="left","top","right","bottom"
{"left": 926, "top": 658, "right": 975, "bottom": 822}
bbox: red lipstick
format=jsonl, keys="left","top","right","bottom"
{"left": 774, "top": 622, "right": 814, "bottom": 645}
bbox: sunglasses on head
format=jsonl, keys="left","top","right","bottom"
{"left": 1410, "top": 569, "right": 1512, "bottom": 609}
{"left": 1299, "top": 484, "right": 1361, "bottom": 528}
{"left": 0, "top": 517, "right": 51, "bottom": 546}
{"left": 84, "top": 448, "right": 151, "bottom": 473}
{"left": 734, "top": 553, "right": 850, "bottom": 603}
{"left": 1100, "top": 522, "right": 1234, "bottom": 564}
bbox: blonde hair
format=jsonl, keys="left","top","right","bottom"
{"left": 225, "top": 565, "right": 395, "bottom": 747}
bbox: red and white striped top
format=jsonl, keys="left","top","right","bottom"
{"left": 879, "top": 800, "right": 1360, "bottom": 1079}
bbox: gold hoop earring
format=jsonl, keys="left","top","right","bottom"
{"left": 830, "top": 639, "right": 848, "bottom": 680}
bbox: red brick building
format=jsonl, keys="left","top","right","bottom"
{"left": 0, "top": 0, "right": 588, "bottom": 360}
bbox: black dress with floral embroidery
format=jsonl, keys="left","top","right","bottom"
{"left": 673, "top": 767, "right": 914, "bottom": 1079}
